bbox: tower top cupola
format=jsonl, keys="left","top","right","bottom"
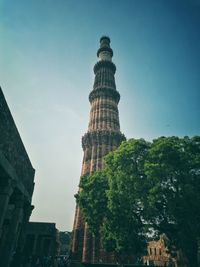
{"left": 97, "top": 36, "right": 113, "bottom": 61}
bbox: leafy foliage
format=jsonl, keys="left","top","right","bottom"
{"left": 144, "top": 136, "right": 200, "bottom": 267}
{"left": 103, "top": 139, "right": 150, "bottom": 260}
{"left": 75, "top": 171, "right": 108, "bottom": 235}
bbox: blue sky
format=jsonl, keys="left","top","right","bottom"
{"left": 0, "top": 0, "right": 200, "bottom": 230}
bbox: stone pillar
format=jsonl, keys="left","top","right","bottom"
{"left": 16, "top": 203, "right": 34, "bottom": 264}
{"left": 1, "top": 192, "right": 24, "bottom": 267}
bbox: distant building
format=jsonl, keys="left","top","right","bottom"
{"left": 143, "top": 235, "right": 177, "bottom": 266}
{"left": 23, "top": 222, "right": 59, "bottom": 262}
{"left": 0, "top": 87, "right": 35, "bottom": 267}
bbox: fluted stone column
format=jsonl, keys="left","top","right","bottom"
{"left": 16, "top": 204, "right": 34, "bottom": 257}
{"left": 72, "top": 36, "right": 125, "bottom": 263}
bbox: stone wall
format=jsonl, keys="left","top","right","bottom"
{"left": 0, "top": 87, "right": 35, "bottom": 267}
{"left": 0, "top": 87, "right": 35, "bottom": 195}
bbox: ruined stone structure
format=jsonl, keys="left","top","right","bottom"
{"left": 23, "top": 222, "right": 59, "bottom": 262}
{"left": 143, "top": 235, "right": 177, "bottom": 267}
{"left": 71, "top": 36, "right": 125, "bottom": 263}
{"left": 0, "top": 87, "right": 35, "bottom": 267}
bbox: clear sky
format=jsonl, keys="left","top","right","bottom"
{"left": 0, "top": 0, "right": 200, "bottom": 231}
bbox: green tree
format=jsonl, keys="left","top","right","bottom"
{"left": 103, "top": 139, "right": 150, "bottom": 262}
{"left": 76, "top": 136, "right": 200, "bottom": 267}
{"left": 144, "top": 136, "right": 200, "bottom": 267}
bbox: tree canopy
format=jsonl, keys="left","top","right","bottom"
{"left": 76, "top": 136, "right": 200, "bottom": 267}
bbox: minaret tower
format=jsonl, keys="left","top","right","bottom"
{"left": 72, "top": 36, "right": 125, "bottom": 263}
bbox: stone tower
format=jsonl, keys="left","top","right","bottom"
{"left": 72, "top": 36, "right": 125, "bottom": 263}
